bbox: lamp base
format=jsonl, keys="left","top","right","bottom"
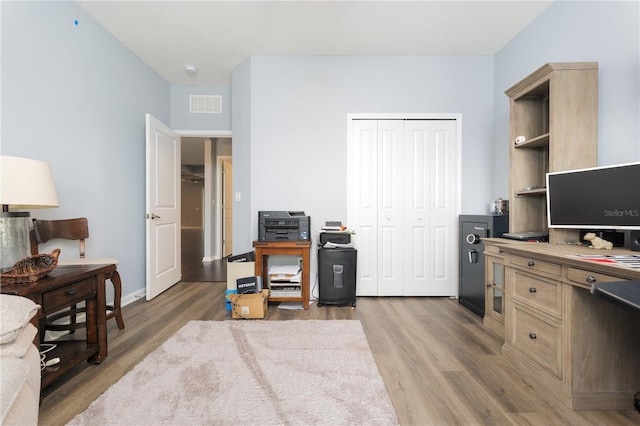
{"left": 0, "top": 212, "right": 31, "bottom": 272}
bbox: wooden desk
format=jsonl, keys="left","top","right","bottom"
{"left": 253, "top": 241, "right": 311, "bottom": 310}
{"left": 1, "top": 264, "right": 113, "bottom": 389}
{"left": 486, "top": 240, "right": 640, "bottom": 411}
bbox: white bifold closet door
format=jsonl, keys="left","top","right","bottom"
{"left": 349, "top": 119, "right": 458, "bottom": 296}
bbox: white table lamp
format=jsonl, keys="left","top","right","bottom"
{"left": 1, "top": 156, "right": 59, "bottom": 271}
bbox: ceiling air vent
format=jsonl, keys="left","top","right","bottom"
{"left": 189, "top": 95, "right": 222, "bottom": 113}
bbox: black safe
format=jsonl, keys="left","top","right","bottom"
{"left": 458, "top": 215, "right": 509, "bottom": 317}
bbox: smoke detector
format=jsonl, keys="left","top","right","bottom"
{"left": 184, "top": 64, "right": 198, "bottom": 75}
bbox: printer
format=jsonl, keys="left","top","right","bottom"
{"left": 258, "top": 211, "right": 310, "bottom": 241}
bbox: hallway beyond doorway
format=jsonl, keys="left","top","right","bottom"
{"left": 181, "top": 229, "right": 226, "bottom": 282}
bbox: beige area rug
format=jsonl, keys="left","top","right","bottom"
{"left": 68, "top": 320, "right": 398, "bottom": 426}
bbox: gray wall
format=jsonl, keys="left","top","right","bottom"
{"left": 2, "top": 1, "right": 639, "bottom": 301}
{"left": 491, "top": 0, "right": 640, "bottom": 197}
{"left": 230, "top": 1, "right": 640, "bottom": 254}
{"left": 231, "top": 55, "right": 495, "bottom": 253}
{"left": 231, "top": 58, "right": 253, "bottom": 254}
{"left": 170, "top": 85, "right": 232, "bottom": 130}
{"left": 1, "top": 1, "right": 169, "bottom": 299}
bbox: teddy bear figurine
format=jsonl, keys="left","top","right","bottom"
{"left": 583, "top": 232, "right": 613, "bottom": 250}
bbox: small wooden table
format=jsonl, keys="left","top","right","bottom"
{"left": 1, "top": 263, "right": 114, "bottom": 389}
{"left": 253, "top": 240, "right": 311, "bottom": 309}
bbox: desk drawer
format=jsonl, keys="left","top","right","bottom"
{"left": 512, "top": 270, "right": 562, "bottom": 317}
{"left": 511, "top": 303, "right": 562, "bottom": 379}
{"left": 510, "top": 254, "right": 562, "bottom": 277}
{"left": 42, "top": 279, "right": 96, "bottom": 313}
{"left": 485, "top": 244, "right": 505, "bottom": 256}
{"left": 567, "top": 267, "right": 628, "bottom": 289}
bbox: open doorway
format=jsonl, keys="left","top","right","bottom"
{"left": 181, "top": 137, "right": 206, "bottom": 277}
{"left": 180, "top": 136, "right": 232, "bottom": 271}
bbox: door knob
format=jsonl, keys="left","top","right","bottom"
{"left": 146, "top": 213, "right": 161, "bottom": 220}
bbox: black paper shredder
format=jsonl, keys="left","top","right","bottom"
{"left": 317, "top": 247, "right": 357, "bottom": 307}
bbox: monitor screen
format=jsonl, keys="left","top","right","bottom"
{"left": 546, "top": 162, "right": 640, "bottom": 229}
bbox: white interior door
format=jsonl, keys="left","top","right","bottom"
{"left": 377, "top": 121, "right": 404, "bottom": 296}
{"left": 349, "top": 120, "right": 378, "bottom": 296}
{"left": 349, "top": 117, "right": 459, "bottom": 297}
{"left": 403, "top": 120, "right": 458, "bottom": 296}
{"left": 145, "top": 113, "right": 181, "bottom": 300}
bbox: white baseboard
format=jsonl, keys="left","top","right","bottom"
{"left": 122, "top": 289, "right": 146, "bottom": 307}
{"left": 202, "top": 256, "right": 219, "bottom": 262}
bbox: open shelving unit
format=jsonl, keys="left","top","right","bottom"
{"left": 505, "top": 62, "right": 599, "bottom": 244}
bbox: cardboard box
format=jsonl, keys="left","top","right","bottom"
{"left": 226, "top": 261, "right": 256, "bottom": 291}
{"left": 226, "top": 290, "right": 269, "bottom": 319}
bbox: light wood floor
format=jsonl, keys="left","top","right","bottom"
{"left": 38, "top": 279, "right": 639, "bottom": 425}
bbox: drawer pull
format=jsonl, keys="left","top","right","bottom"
{"left": 529, "top": 287, "right": 537, "bottom": 293}
{"left": 586, "top": 275, "right": 597, "bottom": 284}
{"left": 527, "top": 260, "right": 535, "bottom": 267}
{"left": 529, "top": 332, "right": 537, "bottom": 340}
{"left": 67, "top": 288, "right": 78, "bottom": 297}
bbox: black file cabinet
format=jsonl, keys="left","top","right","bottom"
{"left": 317, "top": 248, "right": 357, "bottom": 307}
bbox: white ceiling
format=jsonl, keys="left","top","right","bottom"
{"left": 76, "top": 0, "right": 554, "bottom": 86}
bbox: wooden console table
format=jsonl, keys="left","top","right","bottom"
{"left": 1, "top": 263, "right": 113, "bottom": 389}
{"left": 253, "top": 240, "right": 311, "bottom": 310}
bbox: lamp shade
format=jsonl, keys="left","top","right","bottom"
{"left": 1, "top": 156, "right": 59, "bottom": 208}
